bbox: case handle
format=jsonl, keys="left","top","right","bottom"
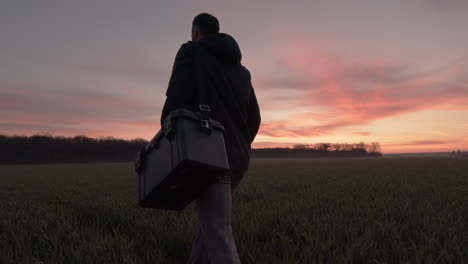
{"left": 199, "top": 104, "right": 213, "bottom": 134}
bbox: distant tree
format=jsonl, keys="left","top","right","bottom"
{"left": 315, "top": 143, "right": 331, "bottom": 152}
{"left": 356, "top": 142, "right": 367, "bottom": 151}
{"left": 342, "top": 143, "right": 353, "bottom": 151}
{"left": 369, "top": 142, "right": 382, "bottom": 153}
{"left": 332, "top": 143, "right": 342, "bottom": 152}
{"left": 293, "top": 144, "right": 310, "bottom": 149}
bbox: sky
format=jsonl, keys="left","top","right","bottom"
{"left": 1, "top": 0, "right": 467, "bottom": 153}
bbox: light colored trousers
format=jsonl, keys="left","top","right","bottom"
{"left": 186, "top": 171, "right": 245, "bottom": 264}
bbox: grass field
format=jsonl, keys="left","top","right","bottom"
{"left": 0, "top": 158, "right": 467, "bottom": 263}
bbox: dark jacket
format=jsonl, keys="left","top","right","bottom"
{"left": 160, "top": 33, "right": 261, "bottom": 173}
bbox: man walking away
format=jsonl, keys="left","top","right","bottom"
{"left": 160, "top": 13, "right": 261, "bottom": 264}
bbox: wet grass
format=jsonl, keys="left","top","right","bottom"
{"left": 0, "top": 157, "right": 467, "bottom": 263}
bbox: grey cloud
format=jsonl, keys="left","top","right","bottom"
{"left": 1, "top": 87, "right": 161, "bottom": 125}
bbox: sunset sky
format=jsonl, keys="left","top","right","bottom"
{"left": 1, "top": 0, "right": 467, "bottom": 153}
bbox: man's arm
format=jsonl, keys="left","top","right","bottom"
{"left": 247, "top": 84, "right": 261, "bottom": 146}
{"left": 160, "top": 43, "right": 196, "bottom": 126}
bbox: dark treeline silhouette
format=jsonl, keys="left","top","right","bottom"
{"left": 0, "top": 134, "right": 147, "bottom": 164}
{"left": 250, "top": 142, "right": 382, "bottom": 158}
{"left": 0, "top": 134, "right": 382, "bottom": 164}
{"left": 450, "top": 149, "right": 467, "bottom": 158}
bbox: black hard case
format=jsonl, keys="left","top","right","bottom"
{"left": 134, "top": 108, "right": 230, "bottom": 210}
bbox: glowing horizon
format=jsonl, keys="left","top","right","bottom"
{"left": 1, "top": 1, "right": 467, "bottom": 154}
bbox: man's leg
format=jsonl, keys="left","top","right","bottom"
{"left": 187, "top": 172, "right": 241, "bottom": 264}
{"left": 230, "top": 170, "right": 245, "bottom": 193}
{"left": 187, "top": 221, "right": 209, "bottom": 264}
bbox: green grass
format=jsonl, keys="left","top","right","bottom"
{"left": 0, "top": 158, "right": 467, "bottom": 263}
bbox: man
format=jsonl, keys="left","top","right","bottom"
{"left": 160, "top": 13, "right": 261, "bottom": 264}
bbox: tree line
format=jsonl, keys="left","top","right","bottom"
{"left": 450, "top": 149, "right": 467, "bottom": 158}
{"left": 0, "top": 134, "right": 146, "bottom": 164}
{"left": 250, "top": 142, "right": 382, "bottom": 158}
{"left": 0, "top": 134, "right": 382, "bottom": 164}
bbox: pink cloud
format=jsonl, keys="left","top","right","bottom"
{"left": 256, "top": 42, "right": 468, "bottom": 138}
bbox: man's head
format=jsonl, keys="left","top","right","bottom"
{"left": 192, "top": 13, "right": 219, "bottom": 41}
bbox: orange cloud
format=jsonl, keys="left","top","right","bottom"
{"left": 352, "top": 132, "right": 370, "bottom": 136}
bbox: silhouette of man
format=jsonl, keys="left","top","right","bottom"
{"left": 160, "top": 13, "right": 261, "bottom": 264}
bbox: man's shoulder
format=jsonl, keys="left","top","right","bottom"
{"left": 172, "top": 41, "right": 200, "bottom": 65}
{"left": 240, "top": 65, "right": 252, "bottom": 80}
{"left": 181, "top": 40, "right": 196, "bottom": 48}
{"left": 178, "top": 41, "right": 199, "bottom": 55}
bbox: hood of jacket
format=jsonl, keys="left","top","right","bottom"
{"left": 197, "top": 33, "right": 242, "bottom": 65}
